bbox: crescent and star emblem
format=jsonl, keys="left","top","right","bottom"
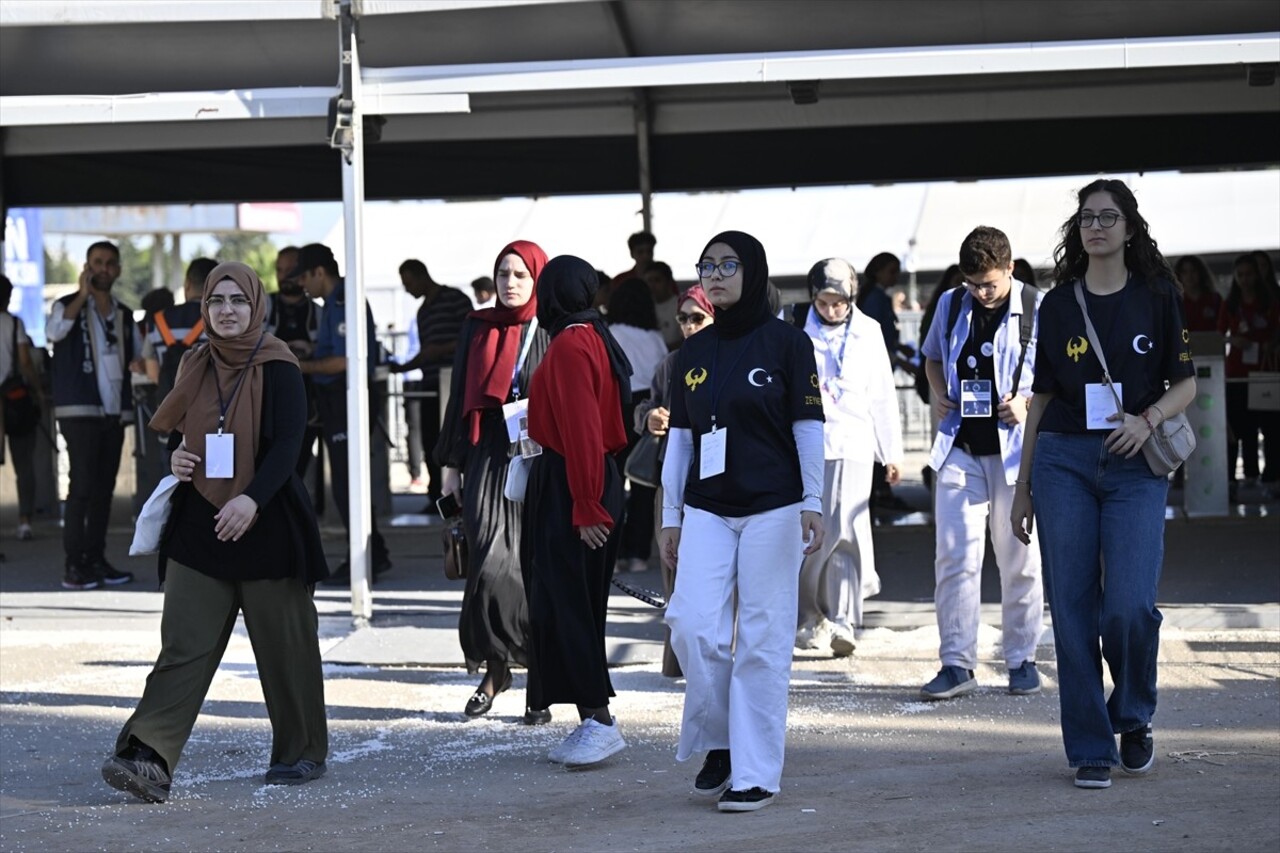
{"left": 1132, "top": 334, "right": 1154, "bottom": 354}
{"left": 748, "top": 368, "right": 772, "bottom": 387}
{"left": 1182, "top": 328, "right": 1191, "bottom": 344}
{"left": 810, "top": 373, "right": 820, "bottom": 388}
{"left": 684, "top": 367, "right": 708, "bottom": 390}
{"left": 1066, "top": 336, "right": 1089, "bottom": 363}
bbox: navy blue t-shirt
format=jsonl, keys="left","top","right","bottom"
{"left": 669, "top": 317, "right": 824, "bottom": 518}
{"left": 1032, "top": 275, "right": 1194, "bottom": 434}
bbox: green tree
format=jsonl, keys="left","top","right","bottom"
{"left": 113, "top": 236, "right": 152, "bottom": 309}
{"left": 215, "top": 233, "right": 279, "bottom": 293}
{"left": 43, "top": 241, "right": 77, "bottom": 285}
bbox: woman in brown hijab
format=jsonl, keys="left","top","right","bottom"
{"left": 101, "top": 262, "right": 329, "bottom": 804}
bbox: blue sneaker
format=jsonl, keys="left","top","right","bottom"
{"left": 1008, "top": 661, "right": 1041, "bottom": 695}
{"left": 920, "top": 665, "right": 977, "bottom": 700}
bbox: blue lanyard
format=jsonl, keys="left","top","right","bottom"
{"left": 832, "top": 320, "right": 852, "bottom": 373}
{"left": 708, "top": 326, "right": 762, "bottom": 430}
{"left": 510, "top": 318, "right": 539, "bottom": 400}
{"left": 210, "top": 334, "right": 265, "bottom": 434}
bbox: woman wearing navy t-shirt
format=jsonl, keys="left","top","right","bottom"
{"left": 659, "top": 231, "right": 825, "bottom": 812}
{"left": 1011, "top": 179, "right": 1196, "bottom": 790}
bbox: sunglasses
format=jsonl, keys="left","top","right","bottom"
{"left": 677, "top": 311, "right": 710, "bottom": 325}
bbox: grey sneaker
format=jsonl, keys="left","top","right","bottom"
{"left": 1120, "top": 724, "right": 1154, "bottom": 775}
{"left": 101, "top": 748, "right": 171, "bottom": 803}
{"left": 1008, "top": 661, "right": 1041, "bottom": 695}
{"left": 1074, "top": 766, "right": 1112, "bottom": 789}
{"left": 920, "top": 665, "right": 977, "bottom": 700}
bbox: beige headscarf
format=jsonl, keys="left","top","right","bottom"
{"left": 150, "top": 262, "right": 297, "bottom": 508}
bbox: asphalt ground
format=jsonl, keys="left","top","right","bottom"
{"left": 1, "top": 481, "right": 1277, "bottom": 852}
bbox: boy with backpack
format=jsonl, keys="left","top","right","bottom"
{"left": 919, "top": 226, "right": 1045, "bottom": 700}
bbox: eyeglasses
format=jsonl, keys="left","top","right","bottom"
{"left": 695, "top": 260, "right": 740, "bottom": 278}
{"left": 676, "top": 311, "right": 710, "bottom": 325}
{"left": 205, "top": 294, "right": 252, "bottom": 309}
{"left": 1078, "top": 211, "right": 1125, "bottom": 229}
{"left": 964, "top": 279, "right": 1003, "bottom": 293}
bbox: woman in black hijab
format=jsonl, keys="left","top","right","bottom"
{"left": 521, "top": 255, "right": 633, "bottom": 769}
{"left": 658, "top": 231, "right": 826, "bottom": 811}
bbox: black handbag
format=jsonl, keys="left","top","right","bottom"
{"left": 623, "top": 432, "right": 662, "bottom": 489}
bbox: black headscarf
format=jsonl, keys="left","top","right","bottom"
{"left": 536, "top": 255, "right": 633, "bottom": 406}
{"left": 702, "top": 230, "right": 773, "bottom": 339}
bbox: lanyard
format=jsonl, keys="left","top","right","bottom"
{"left": 708, "top": 326, "right": 762, "bottom": 430}
{"left": 831, "top": 320, "right": 852, "bottom": 373}
{"left": 91, "top": 303, "right": 117, "bottom": 349}
{"left": 210, "top": 334, "right": 265, "bottom": 434}
{"left": 510, "top": 317, "right": 539, "bottom": 400}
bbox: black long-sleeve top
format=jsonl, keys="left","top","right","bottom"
{"left": 432, "top": 316, "right": 549, "bottom": 471}
{"left": 160, "top": 361, "right": 328, "bottom": 584}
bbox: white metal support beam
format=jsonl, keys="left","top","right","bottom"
{"left": 334, "top": 0, "right": 375, "bottom": 625}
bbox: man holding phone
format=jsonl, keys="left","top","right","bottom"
{"left": 47, "top": 241, "right": 143, "bottom": 590}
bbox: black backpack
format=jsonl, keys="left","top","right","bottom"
{"left": 154, "top": 311, "right": 206, "bottom": 403}
{"left": 915, "top": 284, "right": 1039, "bottom": 403}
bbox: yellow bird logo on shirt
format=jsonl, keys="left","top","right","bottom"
{"left": 1066, "top": 336, "right": 1089, "bottom": 363}
{"left": 685, "top": 367, "right": 708, "bottom": 391}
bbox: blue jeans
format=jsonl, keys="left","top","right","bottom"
{"left": 1032, "top": 432, "right": 1167, "bottom": 768}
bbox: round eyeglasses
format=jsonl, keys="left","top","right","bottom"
{"left": 695, "top": 260, "right": 740, "bottom": 279}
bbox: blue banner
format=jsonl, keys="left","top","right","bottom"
{"left": 3, "top": 208, "right": 46, "bottom": 347}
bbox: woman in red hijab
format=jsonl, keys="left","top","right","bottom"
{"left": 435, "top": 240, "right": 551, "bottom": 722}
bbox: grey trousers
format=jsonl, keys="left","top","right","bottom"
{"left": 115, "top": 562, "right": 328, "bottom": 774}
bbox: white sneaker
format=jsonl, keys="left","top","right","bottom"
{"left": 795, "top": 619, "right": 833, "bottom": 651}
{"left": 829, "top": 623, "right": 856, "bottom": 658}
{"left": 16, "top": 523, "right": 33, "bottom": 541}
{"left": 562, "top": 718, "right": 627, "bottom": 768}
{"left": 547, "top": 720, "right": 590, "bottom": 764}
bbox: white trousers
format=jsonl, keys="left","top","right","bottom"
{"left": 934, "top": 447, "right": 1044, "bottom": 670}
{"left": 798, "top": 458, "right": 878, "bottom": 631}
{"left": 665, "top": 503, "right": 804, "bottom": 793}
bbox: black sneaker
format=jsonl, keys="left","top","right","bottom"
{"left": 1074, "top": 766, "right": 1112, "bottom": 789}
{"left": 88, "top": 558, "right": 134, "bottom": 586}
{"left": 61, "top": 562, "right": 100, "bottom": 591}
{"left": 718, "top": 786, "right": 774, "bottom": 812}
{"left": 1120, "top": 724, "right": 1154, "bottom": 775}
{"left": 101, "top": 745, "right": 171, "bottom": 803}
{"left": 264, "top": 759, "right": 326, "bottom": 786}
{"left": 695, "top": 749, "right": 731, "bottom": 797}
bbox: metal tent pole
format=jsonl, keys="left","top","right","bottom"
{"left": 334, "top": 0, "right": 373, "bottom": 625}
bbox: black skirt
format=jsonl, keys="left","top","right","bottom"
{"left": 458, "top": 408, "right": 531, "bottom": 672}
{"left": 521, "top": 448, "right": 624, "bottom": 710}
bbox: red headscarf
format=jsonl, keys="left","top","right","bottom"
{"left": 461, "top": 240, "right": 547, "bottom": 444}
{"left": 681, "top": 283, "right": 715, "bottom": 318}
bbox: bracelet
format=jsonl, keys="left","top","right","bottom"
{"left": 1015, "top": 479, "right": 1031, "bottom": 486}
{"left": 1149, "top": 403, "right": 1165, "bottom": 424}
{"left": 1140, "top": 409, "right": 1156, "bottom": 433}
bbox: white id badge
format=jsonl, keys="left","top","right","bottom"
{"left": 205, "top": 433, "right": 235, "bottom": 479}
{"left": 699, "top": 428, "right": 727, "bottom": 479}
{"left": 501, "top": 399, "right": 530, "bottom": 443}
{"left": 1242, "top": 342, "right": 1261, "bottom": 366}
{"left": 960, "top": 379, "right": 993, "bottom": 417}
{"left": 102, "top": 353, "right": 123, "bottom": 383}
{"left": 1085, "top": 382, "right": 1122, "bottom": 430}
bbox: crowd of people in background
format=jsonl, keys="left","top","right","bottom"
{"left": 1, "top": 180, "right": 1278, "bottom": 806}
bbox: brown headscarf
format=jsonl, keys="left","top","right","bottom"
{"left": 150, "top": 262, "right": 298, "bottom": 508}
